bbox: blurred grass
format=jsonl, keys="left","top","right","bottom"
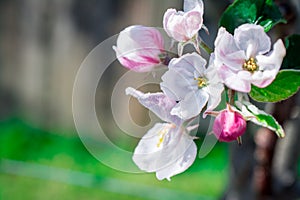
{"left": 0, "top": 118, "right": 229, "bottom": 200}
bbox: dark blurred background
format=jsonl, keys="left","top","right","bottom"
{"left": 0, "top": 0, "right": 299, "bottom": 199}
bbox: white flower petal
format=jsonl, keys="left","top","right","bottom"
{"left": 219, "top": 65, "right": 251, "bottom": 93}
{"left": 237, "top": 70, "right": 252, "bottom": 81}
{"left": 132, "top": 123, "right": 173, "bottom": 172}
{"left": 163, "top": 9, "right": 177, "bottom": 37}
{"left": 162, "top": 53, "right": 223, "bottom": 119}
{"left": 205, "top": 83, "right": 224, "bottom": 116}
{"left": 171, "top": 90, "right": 209, "bottom": 120}
{"left": 125, "top": 87, "right": 181, "bottom": 124}
{"left": 114, "top": 25, "right": 164, "bottom": 72}
{"left": 116, "top": 26, "right": 164, "bottom": 59}
{"left": 156, "top": 139, "right": 197, "bottom": 181}
{"left": 170, "top": 53, "right": 207, "bottom": 74}
{"left": 164, "top": 11, "right": 189, "bottom": 42}
{"left": 214, "top": 27, "right": 245, "bottom": 70}
{"left": 161, "top": 68, "right": 195, "bottom": 101}
{"left": 256, "top": 39, "right": 286, "bottom": 71}
{"left": 223, "top": 51, "right": 246, "bottom": 71}
{"left": 251, "top": 69, "right": 277, "bottom": 88}
{"left": 234, "top": 24, "right": 271, "bottom": 58}
{"left": 161, "top": 53, "right": 205, "bottom": 101}
{"left": 215, "top": 27, "right": 239, "bottom": 54}
{"left": 132, "top": 123, "right": 197, "bottom": 181}
{"left": 214, "top": 24, "right": 286, "bottom": 91}
{"left": 184, "top": 0, "right": 204, "bottom": 13}
{"left": 253, "top": 39, "right": 286, "bottom": 88}
{"left": 188, "top": 53, "right": 207, "bottom": 75}
{"left": 184, "top": 11, "right": 203, "bottom": 39}
{"left": 163, "top": 1, "right": 204, "bottom": 42}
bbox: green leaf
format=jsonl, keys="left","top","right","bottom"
{"left": 255, "top": 114, "right": 285, "bottom": 138}
{"left": 219, "top": 0, "right": 261, "bottom": 34}
{"left": 249, "top": 70, "right": 300, "bottom": 102}
{"left": 257, "top": 0, "right": 286, "bottom": 32}
{"left": 236, "top": 101, "right": 285, "bottom": 138}
{"left": 219, "top": 0, "right": 285, "bottom": 33}
{"left": 281, "top": 34, "right": 300, "bottom": 70}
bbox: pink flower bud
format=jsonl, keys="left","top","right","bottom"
{"left": 212, "top": 105, "right": 246, "bottom": 142}
{"left": 113, "top": 25, "right": 165, "bottom": 72}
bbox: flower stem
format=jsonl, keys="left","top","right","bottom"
{"left": 161, "top": 52, "right": 178, "bottom": 66}
{"left": 237, "top": 136, "right": 242, "bottom": 145}
{"left": 227, "top": 89, "right": 236, "bottom": 105}
{"left": 199, "top": 40, "right": 213, "bottom": 54}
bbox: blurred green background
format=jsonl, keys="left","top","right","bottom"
{"left": 0, "top": 118, "right": 228, "bottom": 200}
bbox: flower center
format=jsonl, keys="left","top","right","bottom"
{"left": 194, "top": 77, "right": 207, "bottom": 88}
{"left": 243, "top": 57, "right": 258, "bottom": 72}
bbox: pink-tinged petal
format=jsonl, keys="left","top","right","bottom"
{"left": 256, "top": 39, "right": 286, "bottom": 71}
{"left": 219, "top": 65, "right": 251, "bottom": 93}
{"left": 214, "top": 27, "right": 239, "bottom": 54}
{"left": 140, "top": 55, "right": 161, "bottom": 64}
{"left": 163, "top": 6, "right": 203, "bottom": 42}
{"left": 237, "top": 70, "right": 252, "bottom": 81}
{"left": 165, "top": 12, "right": 190, "bottom": 42}
{"left": 213, "top": 105, "right": 247, "bottom": 142}
{"left": 126, "top": 26, "right": 164, "bottom": 53}
{"left": 116, "top": 26, "right": 164, "bottom": 57}
{"left": 222, "top": 51, "right": 246, "bottom": 72}
{"left": 163, "top": 9, "right": 177, "bottom": 38}
{"left": 114, "top": 49, "right": 160, "bottom": 72}
{"left": 114, "top": 25, "right": 164, "bottom": 72}
{"left": 214, "top": 24, "right": 286, "bottom": 91}
{"left": 234, "top": 24, "right": 271, "bottom": 58}
{"left": 184, "top": 0, "right": 204, "bottom": 13}
{"left": 253, "top": 39, "right": 286, "bottom": 88}
{"left": 251, "top": 70, "right": 277, "bottom": 88}
{"left": 184, "top": 11, "right": 203, "bottom": 39}
{"left": 125, "top": 87, "right": 181, "bottom": 124}
{"left": 214, "top": 27, "right": 246, "bottom": 71}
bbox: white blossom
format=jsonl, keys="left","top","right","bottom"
{"left": 126, "top": 88, "right": 197, "bottom": 180}
{"left": 213, "top": 24, "right": 286, "bottom": 92}
{"left": 160, "top": 53, "right": 224, "bottom": 120}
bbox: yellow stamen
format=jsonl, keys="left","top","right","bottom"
{"left": 194, "top": 77, "right": 207, "bottom": 88}
{"left": 156, "top": 124, "right": 175, "bottom": 148}
{"left": 156, "top": 128, "right": 167, "bottom": 148}
{"left": 243, "top": 57, "right": 258, "bottom": 72}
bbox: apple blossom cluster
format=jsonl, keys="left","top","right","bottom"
{"left": 113, "top": 0, "right": 286, "bottom": 181}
